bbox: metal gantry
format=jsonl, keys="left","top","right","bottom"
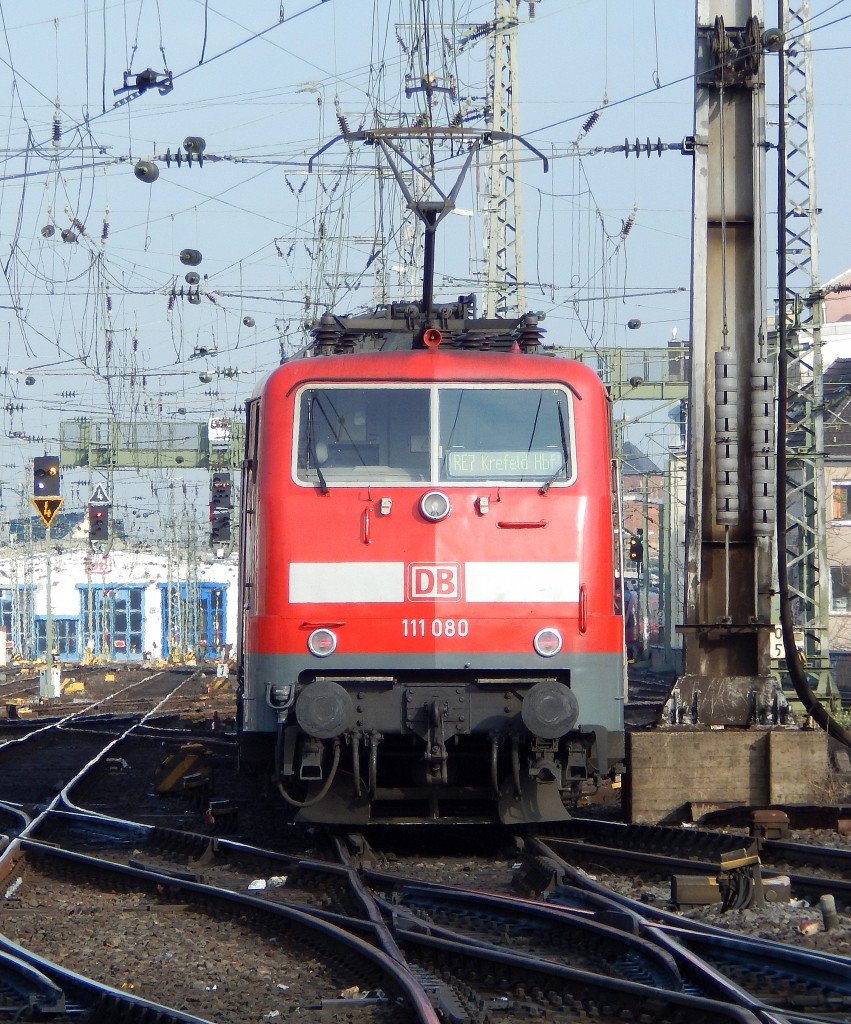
{"left": 58, "top": 418, "right": 243, "bottom": 471}
{"left": 779, "top": 0, "right": 835, "bottom": 700}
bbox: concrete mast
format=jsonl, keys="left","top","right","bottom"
{"left": 628, "top": 2, "right": 827, "bottom": 824}
{"left": 674, "top": 0, "right": 781, "bottom": 723}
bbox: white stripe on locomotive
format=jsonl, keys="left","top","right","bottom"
{"left": 288, "top": 561, "right": 579, "bottom": 603}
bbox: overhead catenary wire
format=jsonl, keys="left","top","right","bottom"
{"left": 0, "top": 3, "right": 842, "bottom": 541}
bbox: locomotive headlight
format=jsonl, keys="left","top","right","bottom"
{"left": 419, "top": 490, "right": 451, "bottom": 522}
{"left": 533, "top": 628, "right": 563, "bottom": 657}
{"left": 307, "top": 628, "right": 337, "bottom": 657}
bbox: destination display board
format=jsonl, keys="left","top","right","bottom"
{"left": 445, "top": 450, "right": 563, "bottom": 479}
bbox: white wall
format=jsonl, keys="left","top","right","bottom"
{"left": 0, "top": 542, "right": 238, "bottom": 658}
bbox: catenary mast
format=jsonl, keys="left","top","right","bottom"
{"left": 673, "top": 0, "right": 781, "bottom": 723}
{"left": 779, "top": 0, "right": 835, "bottom": 701}
{"left": 482, "top": 0, "right": 527, "bottom": 318}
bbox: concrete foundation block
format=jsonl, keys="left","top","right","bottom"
{"left": 627, "top": 728, "right": 829, "bottom": 823}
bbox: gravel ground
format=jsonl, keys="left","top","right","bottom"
{"left": 2, "top": 862, "right": 405, "bottom": 1024}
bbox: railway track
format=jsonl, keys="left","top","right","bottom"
{"left": 8, "top": 809, "right": 850, "bottom": 1023}
{"left": 3, "top": 838, "right": 432, "bottom": 1023}
{"left": 0, "top": 934, "right": 211, "bottom": 1022}
{"left": 3, "top": 678, "right": 851, "bottom": 1021}
{"left": 0, "top": 670, "right": 211, "bottom": 809}
{"left": 526, "top": 841, "right": 851, "bottom": 1023}
{"left": 357, "top": 829, "right": 851, "bottom": 1022}
{"left": 527, "top": 817, "right": 851, "bottom": 914}
{"left": 1, "top": 819, "right": 751, "bottom": 1023}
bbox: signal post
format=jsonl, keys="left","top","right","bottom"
{"left": 86, "top": 485, "right": 111, "bottom": 663}
{"left": 32, "top": 455, "right": 62, "bottom": 698}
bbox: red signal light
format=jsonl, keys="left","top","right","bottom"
{"left": 88, "top": 503, "right": 109, "bottom": 541}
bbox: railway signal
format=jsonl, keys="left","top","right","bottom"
{"left": 210, "top": 509, "right": 231, "bottom": 543}
{"left": 33, "top": 455, "right": 60, "bottom": 497}
{"left": 88, "top": 504, "right": 109, "bottom": 541}
{"left": 211, "top": 472, "right": 232, "bottom": 508}
{"left": 31, "top": 456, "right": 63, "bottom": 526}
{"left": 629, "top": 530, "right": 644, "bottom": 565}
{"left": 210, "top": 471, "right": 232, "bottom": 544}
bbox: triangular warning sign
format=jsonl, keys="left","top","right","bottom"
{"left": 32, "top": 496, "right": 63, "bottom": 526}
{"left": 89, "top": 485, "right": 110, "bottom": 506}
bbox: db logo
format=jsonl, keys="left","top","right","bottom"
{"left": 408, "top": 563, "right": 462, "bottom": 601}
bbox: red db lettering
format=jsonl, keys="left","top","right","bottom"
{"left": 408, "top": 563, "right": 461, "bottom": 601}
{"left": 436, "top": 569, "right": 455, "bottom": 594}
{"left": 415, "top": 568, "right": 435, "bottom": 595}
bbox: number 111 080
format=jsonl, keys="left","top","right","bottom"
{"left": 402, "top": 618, "right": 469, "bottom": 638}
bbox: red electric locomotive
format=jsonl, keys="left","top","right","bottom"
{"left": 237, "top": 300, "right": 626, "bottom": 824}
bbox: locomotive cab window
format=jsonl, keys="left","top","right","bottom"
{"left": 295, "top": 383, "right": 575, "bottom": 487}
{"left": 297, "top": 387, "right": 430, "bottom": 484}
{"left": 439, "top": 387, "right": 573, "bottom": 485}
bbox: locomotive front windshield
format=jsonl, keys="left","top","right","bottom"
{"left": 438, "top": 388, "right": 569, "bottom": 483}
{"left": 295, "top": 384, "right": 573, "bottom": 486}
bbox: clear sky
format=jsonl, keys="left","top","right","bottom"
{"left": 0, "top": 1, "right": 848, "bottom": 537}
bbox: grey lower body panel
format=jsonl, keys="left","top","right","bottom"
{"left": 240, "top": 649, "right": 625, "bottom": 738}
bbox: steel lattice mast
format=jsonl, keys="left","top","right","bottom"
{"left": 482, "top": 0, "right": 527, "bottom": 318}
{"left": 780, "top": 0, "right": 835, "bottom": 700}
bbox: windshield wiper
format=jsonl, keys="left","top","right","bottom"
{"left": 308, "top": 396, "right": 329, "bottom": 494}
{"left": 539, "top": 459, "right": 565, "bottom": 495}
{"left": 539, "top": 400, "right": 568, "bottom": 495}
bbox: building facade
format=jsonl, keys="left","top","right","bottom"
{"left": 0, "top": 540, "right": 237, "bottom": 663}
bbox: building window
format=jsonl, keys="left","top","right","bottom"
{"left": 830, "top": 566, "right": 851, "bottom": 613}
{"left": 159, "top": 582, "right": 227, "bottom": 659}
{"left": 0, "top": 586, "right": 36, "bottom": 660}
{"left": 79, "top": 585, "right": 145, "bottom": 658}
{"left": 832, "top": 482, "right": 851, "bottom": 521}
{"left": 35, "top": 618, "right": 78, "bottom": 657}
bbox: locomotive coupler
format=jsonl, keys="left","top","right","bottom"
{"left": 529, "top": 738, "right": 562, "bottom": 784}
{"left": 424, "top": 698, "right": 449, "bottom": 784}
{"left": 299, "top": 736, "right": 325, "bottom": 781}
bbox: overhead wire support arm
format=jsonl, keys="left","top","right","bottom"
{"left": 307, "top": 126, "right": 549, "bottom": 174}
